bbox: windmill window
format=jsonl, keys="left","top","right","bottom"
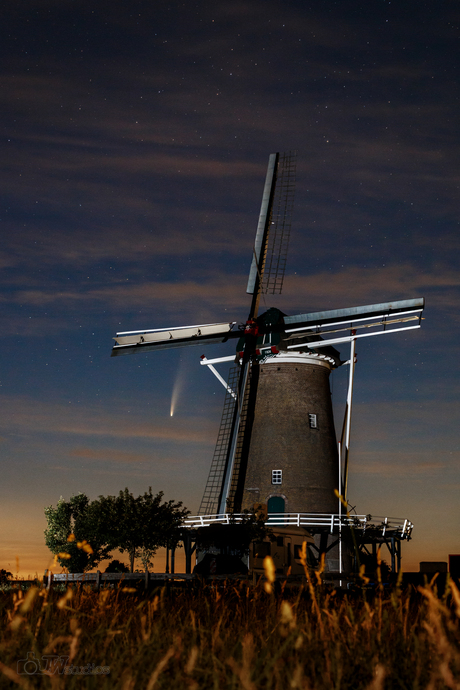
{"left": 272, "top": 470, "right": 282, "bottom": 485}
{"left": 309, "top": 413, "right": 318, "bottom": 429}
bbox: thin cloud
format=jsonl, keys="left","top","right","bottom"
{"left": 3, "top": 262, "right": 459, "bottom": 330}
{"left": 3, "top": 279, "right": 218, "bottom": 314}
{"left": 68, "top": 447, "right": 193, "bottom": 465}
{"left": 0, "top": 396, "right": 216, "bottom": 445}
{"left": 350, "top": 451, "right": 456, "bottom": 478}
{"left": 278, "top": 265, "right": 459, "bottom": 314}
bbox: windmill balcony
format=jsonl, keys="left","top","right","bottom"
{"left": 183, "top": 513, "right": 413, "bottom": 540}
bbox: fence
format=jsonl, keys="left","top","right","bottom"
{"left": 43, "top": 570, "right": 195, "bottom": 590}
{"left": 183, "top": 512, "right": 414, "bottom": 539}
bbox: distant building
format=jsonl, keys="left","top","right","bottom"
{"left": 419, "top": 561, "right": 447, "bottom": 573}
{"left": 449, "top": 554, "right": 460, "bottom": 578}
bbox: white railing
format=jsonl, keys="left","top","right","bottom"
{"left": 183, "top": 513, "right": 413, "bottom": 538}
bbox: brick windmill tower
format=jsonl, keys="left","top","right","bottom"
{"left": 112, "top": 153, "right": 424, "bottom": 574}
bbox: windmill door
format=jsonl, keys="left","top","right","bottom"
{"left": 267, "top": 496, "right": 285, "bottom": 514}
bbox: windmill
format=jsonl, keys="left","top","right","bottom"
{"left": 111, "top": 152, "right": 424, "bottom": 576}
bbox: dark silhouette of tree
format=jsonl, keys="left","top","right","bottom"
{"left": 100, "top": 488, "right": 189, "bottom": 572}
{"left": 44, "top": 493, "right": 112, "bottom": 573}
{"left": 0, "top": 568, "right": 13, "bottom": 583}
{"left": 45, "top": 488, "right": 189, "bottom": 573}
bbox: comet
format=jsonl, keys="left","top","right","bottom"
{"left": 170, "top": 358, "right": 186, "bottom": 417}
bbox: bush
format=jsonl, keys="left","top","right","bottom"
{"left": 104, "top": 560, "right": 130, "bottom": 573}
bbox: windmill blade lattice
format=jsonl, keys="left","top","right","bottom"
{"left": 199, "top": 366, "right": 255, "bottom": 515}
{"left": 198, "top": 368, "right": 238, "bottom": 515}
{"left": 261, "top": 150, "right": 296, "bottom": 294}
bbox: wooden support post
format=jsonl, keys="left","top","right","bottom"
{"left": 165, "top": 546, "right": 170, "bottom": 574}
{"left": 390, "top": 537, "right": 396, "bottom": 575}
{"left": 47, "top": 571, "right": 53, "bottom": 591}
{"left": 184, "top": 532, "right": 192, "bottom": 574}
{"left": 95, "top": 570, "right": 101, "bottom": 591}
{"left": 396, "top": 539, "right": 401, "bottom": 573}
{"left": 319, "top": 532, "right": 329, "bottom": 564}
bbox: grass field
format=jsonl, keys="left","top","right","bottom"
{"left": 1, "top": 572, "right": 460, "bottom": 689}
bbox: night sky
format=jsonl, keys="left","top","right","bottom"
{"left": 1, "top": 0, "right": 459, "bottom": 575}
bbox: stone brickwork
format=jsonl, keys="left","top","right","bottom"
{"left": 240, "top": 356, "right": 338, "bottom": 514}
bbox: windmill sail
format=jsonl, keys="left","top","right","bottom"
{"left": 246, "top": 153, "right": 279, "bottom": 319}
{"left": 199, "top": 367, "right": 240, "bottom": 515}
{"left": 208, "top": 152, "right": 295, "bottom": 515}
{"left": 111, "top": 321, "right": 238, "bottom": 356}
{"left": 261, "top": 150, "right": 296, "bottom": 295}
{"left": 246, "top": 151, "right": 296, "bottom": 318}
{"left": 199, "top": 366, "right": 255, "bottom": 515}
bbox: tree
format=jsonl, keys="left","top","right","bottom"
{"left": 102, "top": 488, "right": 189, "bottom": 572}
{"left": 0, "top": 569, "right": 13, "bottom": 583}
{"left": 44, "top": 494, "right": 112, "bottom": 573}
{"left": 44, "top": 488, "right": 189, "bottom": 574}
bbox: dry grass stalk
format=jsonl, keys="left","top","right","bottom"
{"left": 0, "top": 575, "right": 460, "bottom": 688}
